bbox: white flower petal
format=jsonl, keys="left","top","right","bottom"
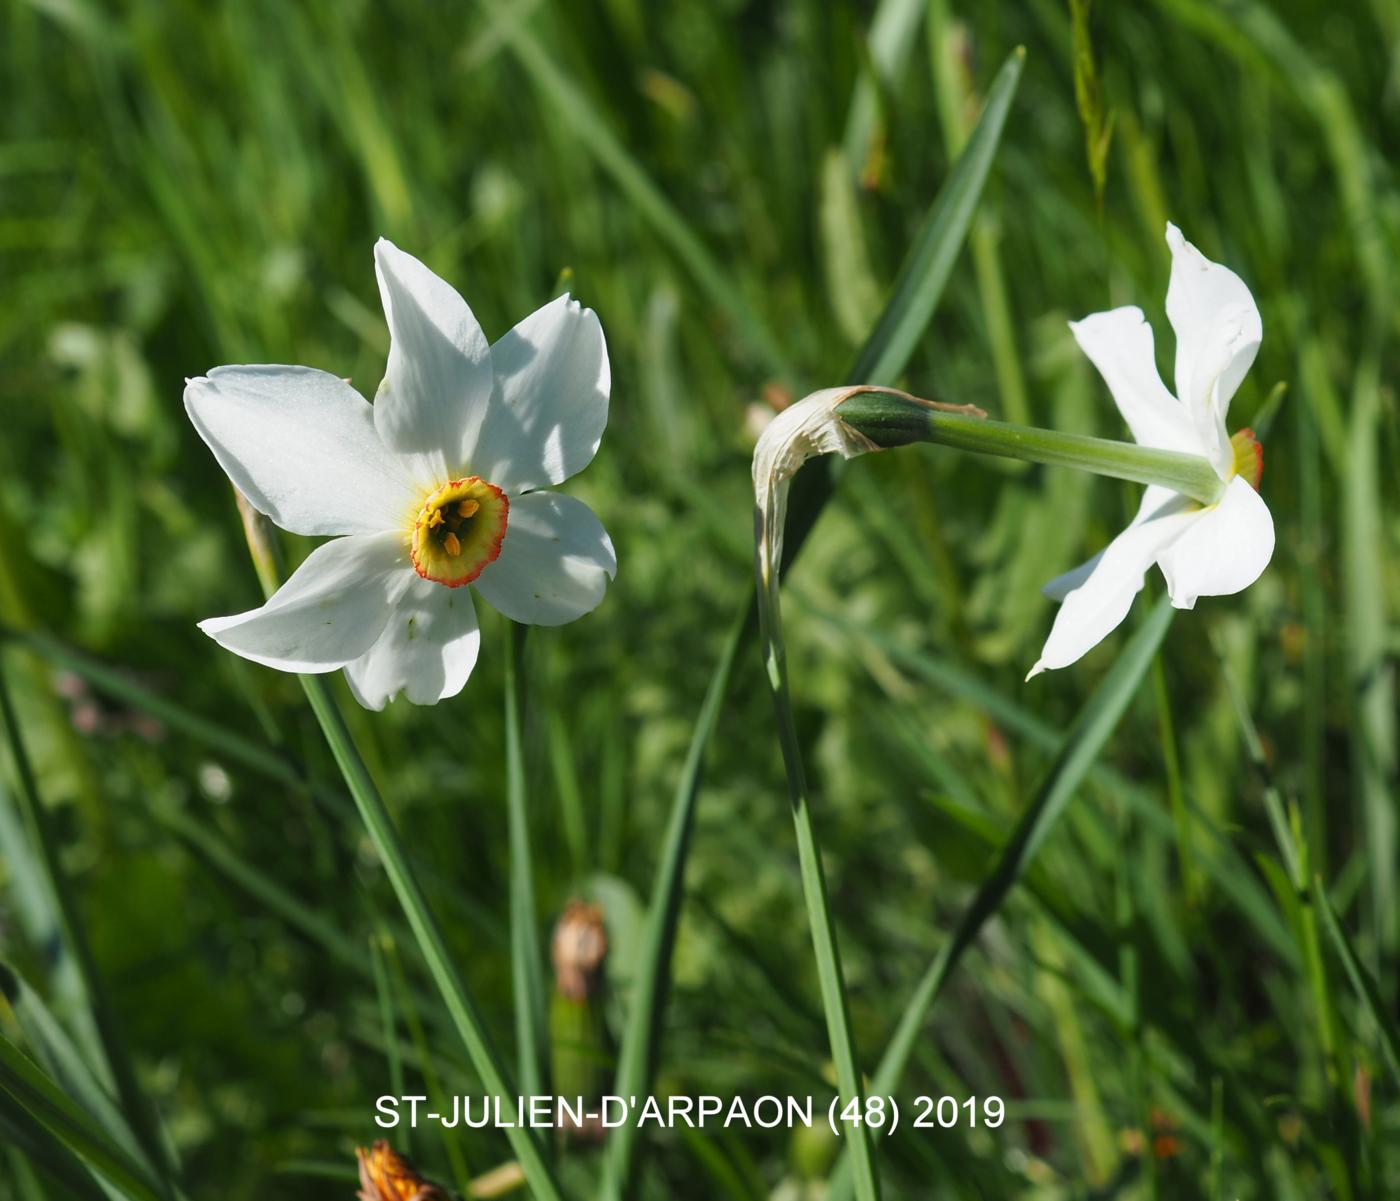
{"left": 1042, "top": 551, "right": 1104, "bottom": 602}
{"left": 1028, "top": 504, "right": 1198, "bottom": 678}
{"left": 1165, "top": 223, "right": 1262, "bottom": 477}
{"left": 473, "top": 491, "right": 615, "bottom": 626}
{"left": 1156, "top": 476, "right": 1274, "bottom": 611}
{"left": 1040, "top": 485, "right": 1183, "bottom": 600}
{"left": 344, "top": 577, "right": 482, "bottom": 710}
{"left": 185, "top": 366, "right": 418, "bottom": 536}
{"left": 1069, "top": 307, "right": 1203, "bottom": 455}
{"left": 198, "top": 533, "right": 411, "bottom": 671}
{"left": 372, "top": 239, "right": 495, "bottom": 483}
{"left": 471, "top": 295, "right": 610, "bottom": 493}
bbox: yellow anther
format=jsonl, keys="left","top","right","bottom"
{"left": 457, "top": 499, "right": 479, "bottom": 519}
{"left": 443, "top": 531, "right": 462, "bottom": 557}
{"left": 427, "top": 509, "right": 444, "bottom": 529}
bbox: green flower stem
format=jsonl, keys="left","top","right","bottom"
{"left": 297, "top": 676, "right": 566, "bottom": 1198}
{"left": 755, "top": 560, "right": 883, "bottom": 1201}
{"left": 236, "top": 499, "right": 566, "bottom": 1201}
{"left": 505, "top": 622, "right": 548, "bottom": 1103}
{"left": 604, "top": 49, "right": 1025, "bottom": 1199}
{"left": 835, "top": 391, "right": 1225, "bottom": 505}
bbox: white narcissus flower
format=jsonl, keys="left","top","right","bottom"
{"left": 186, "top": 240, "right": 616, "bottom": 709}
{"left": 1029, "top": 223, "right": 1274, "bottom": 678}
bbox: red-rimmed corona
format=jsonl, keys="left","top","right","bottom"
{"left": 410, "top": 477, "right": 510, "bottom": 587}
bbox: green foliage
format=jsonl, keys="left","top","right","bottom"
{"left": 0, "top": 1, "right": 1396, "bottom": 1198}
{"left": 1068, "top": 0, "right": 1114, "bottom": 207}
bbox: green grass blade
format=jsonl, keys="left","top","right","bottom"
{"left": 0, "top": 1030, "right": 166, "bottom": 1201}
{"left": 479, "top": 0, "right": 794, "bottom": 377}
{"left": 847, "top": 47, "right": 1025, "bottom": 385}
{"left": 234, "top": 504, "right": 566, "bottom": 1201}
{"left": 0, "top": 963, "right": 141, "bottom": 1170}
{"left": 814, "top": 600, "right": 1299, "bottom": 960}
{"left": 381, "top": 934, "right": 477, "bottom": 1195}
{"left": 367, "top": 935, "right": 406, "bottom": 1134}
{"left": 602, "top": 47, "right": 1025, "bottom": 1198}
{"left": 842, "top": 0, "right": 926, "bottom": 178}
{"left": 1342, "top": 353, "right": 1396, "bottom": 951}
{"left": 505, "top": 622, "right": 548, "bottom": 1101}
{"left": 601, "top": 606, "right": 748, "bottom": 1199}
{"left": 929, "top": 1, "right": 1031, "bottom": 423}
{"left": 0, "top": 655, "right": 175, "bottom": 1194}
{"left": 0, "top": 1108, "right": 109, "bottom": 1198}
{"left": 296, "top": 673, "right": 566, "bottom": 1201}
{"left": 547, "top": 712, "right": 590, "bottom": 880}
{"left": 1215, "top": 638, "right": 1342, "bottom": 1083}
{"left": 5, "top": 625, "right": 499, "bottom": 944}
{"left": 1315, "top": 882, "right": 1400, "bottom": 1088}
{"left": 756, "top": 555, "right": 882, "bottom": 1199}
{"left": 827, "top": 595, "right": 1175, "bottom": 1200}
{"left": 0, "top": 1102, "right": 115, "bottom": 1201}
{"left": 147, "top": 802, "right": 367, "bottom": 974}
{"left": 0, "top": 625, "right": 315, "bottom": 793}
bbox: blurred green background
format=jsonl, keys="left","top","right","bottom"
{"left": 1, "top": 0, "right": 1397, "bottom": 1197}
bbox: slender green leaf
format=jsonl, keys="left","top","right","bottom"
{"left": 827, "top": 595, "right": 1175, "bottom": 1200}
{"left": 1315, "top": 883, "right": 1400, "bottom": 1088}
{"left": 847, "top": 48, "right": 1025, "bottom": 386}
{"left": 0, "top": 1103, "right": 114, "bottom": 1201}
{"left": 0, "top": 655, "right": 175, "bottom": 1194}
{"left": 295, "top": 672, "right": 566, "bottom": 1201}
{"left": 478, "top": 0, "right": 794, "bottom": 376}
{"left": 0, "top": 1030, "right": 165, "bottom": 1201}
{"left": 756, "top": 540, "right": 882, "bottom": 1199}
{"left": 601, "top": 47, "right": 1026, "bottom": 1199}
{"left": 0, "top": 963, "right": 141, "bottom": 1170}
{"left": 234, "top": 503, "right": 566, "bottom": 1201}
{"left": 505, "top": 622, "right": 548, "bottom": 1100}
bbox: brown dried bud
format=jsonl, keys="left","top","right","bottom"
{"left": 551, "top": 900, "right": 607, "bottom": 1002}
{"left": 355, "top": 1140, "right": 449, "bottom": 1201}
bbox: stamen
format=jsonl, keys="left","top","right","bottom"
{"left": 410, "top": 476, "right": 510, "bottom": 588}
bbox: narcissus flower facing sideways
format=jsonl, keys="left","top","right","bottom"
{"left": 186, "top": 240, "right": 615, "bottom": 709}
{"left": 1029, "top": 223, "right": 1274, "bottom": 678}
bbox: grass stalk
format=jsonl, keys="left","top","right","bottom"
{"left": 825, "top": 597, "right": 1176, "bottom": 1201}
{"left": 1216, "top": 648, "right": 1342, "bottom": 1085}
{"left": 1150, "top": 656, "right": 1197, "bottom": 902}
{"left": 505, "top": 622, "right": 548, "bottom": 1102}
{"left": 755, "top": 550, "right": 883, "bottom": 1201}
{"left": 599, "top": 606, "right": 747, "bottom": 1200}
{"left": 295, "top": 675, "right": 564, "bottom": 1199}
{"left": 236, "top": 503, "right": 567, "bottom": 1201}
{"left": 601, "top": 48, "right": 1025, "bottom": 1197}
{"left": 383, "top": 934, "right": 477, "bottom": 1194}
